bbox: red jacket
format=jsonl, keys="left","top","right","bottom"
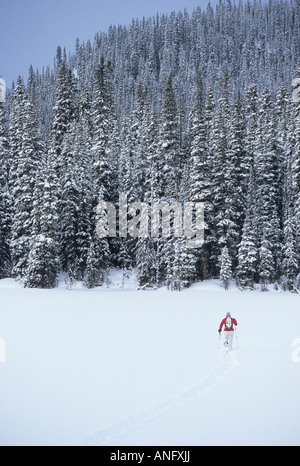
{"left": 219, "top": 317, "right": 237, "bottom": 332}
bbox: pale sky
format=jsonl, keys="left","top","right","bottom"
{"left": 0, "top": 0, "right": 221, "bottom": 86}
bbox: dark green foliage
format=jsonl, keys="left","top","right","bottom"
{"left": 3, "top": 1, "right": 300, "bottom": 291}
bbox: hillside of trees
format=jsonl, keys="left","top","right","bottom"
{"left": 0, "top": 0, "right": 300, "bottom": 291}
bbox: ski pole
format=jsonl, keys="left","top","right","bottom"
{"left": 235, "top": 327, "right": 239, "bottom": 349}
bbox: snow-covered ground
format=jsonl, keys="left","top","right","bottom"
{"left": 0, "top": 270, "right": 299, "bottom": 446}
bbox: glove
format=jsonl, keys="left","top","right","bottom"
{"left": 218, "top": 329, "right": 221, "bottom": 333}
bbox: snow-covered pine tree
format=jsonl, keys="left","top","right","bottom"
{"left": 237, "top": 170, "right": 258, "bottom": 290}
{"left": 219, "top": 246, "right": 232, "bottom": 290}
{"left": 73, "top": 90, "right": 93, "bottom": 280}
{"left": 133, "top": 83, "right": 150, "bottom": 202}
{"left": 203, "top": 86, "right": 217, "bottom": 277}
{"left": 117, "top": 114, "right": 139, "bottom": 271}
{"left": 254, "top": 90, "right": 282, "bottom": 283}
{"left": 10, "top": 79, "right": 43, "bottom": 281}
{"left": 281, "top": 112, "right": 299, "bottom": 292}
{"left": 227, "top": 91, "right": 246, "bottom": 233}
{"left": 189, "top": 104, "right": 210, "bottom": 207}
{"left": 90, "top": 59, "right": 118, "bottom": 285}
{"left": 92, "top": 57, "right": 115, "bottom": 204}
{"left": 188, "top": 100, "right": 211, "bottom": 281}
{"left": 159, "top": 75, "right": 180, "bottom": 200}
{"left": 156, "top": 76, "right": 182, "bottom": 289}
{"left": 237, "top": 213, "right": 258, "bottom": 290}
{"left": 48, "top": 61, "right": 76, "bottom": 177}
{"left": 44, "top": 61, "right": 78, "bottom": 282}
{"left": 0, "top": 102, "right": 11, "bottom": 278}
{"left": 144, "top": 104, "right": 160, "bottom": 204}
{"left": 291, "top": 69, "right": 300, "bottom": 265}
{"left": 136, "top": 237, "right": 156, "bottom": 289}
{"left": 84, "top": 241, "right": 102, "bottom": 289}
{"left": 59, "top": 124, "right": 79, "bottom": 276}
{"left": 171, "top": 237, "right": 197, "bottom": 290}
{"left": 275, "top": 87, "right": 290, "bottom": 223}
{"left": 141, "top": 105, "right": 161, "bottom": 288}
{"left": 118, "top": 115, "right": 138, "bottom": 204}
{"left": 177, "top": 74, "right": 209, "bottom": 286}
{"left": 243, "top": 85, "right": 259, "bottom": 181}
{"left": 90, "top": 206, "right": 111, "bottom": 287}
{"left": 59, "top": 114, "right": 96, "bottom": 283}
{"left": 211, "top": 72, "right": 238, "bottom": 275}
{"left": 132, "top": 85, "right": 160, "bottom": 288}
{"left": 259, "top": 229, "right": 275, "bottom": 292}
{"left": 282, "top": 208, "right": 299, "bottom": 292}
{"left": 24, "top": 154, "right": 60, "bottom": 288}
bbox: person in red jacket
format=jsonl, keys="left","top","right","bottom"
{"left": 218, "top": 312, "right": 238, "bottom": 351}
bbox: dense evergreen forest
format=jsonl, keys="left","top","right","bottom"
{"left": 0, "top": 0, "right": 300, "bottom": 291}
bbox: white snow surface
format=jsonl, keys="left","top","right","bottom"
{"left": 0, "top": 270, "right": 299, "bottom": 446}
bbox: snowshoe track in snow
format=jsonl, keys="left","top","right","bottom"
{"left": 78, "top": 353, "right": 238, "bottom": 446}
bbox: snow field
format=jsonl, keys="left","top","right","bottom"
{"left": 0, "top": 272, "right": 299, "bottom": 446}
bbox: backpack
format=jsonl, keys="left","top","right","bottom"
{"left": 225, "top": 316, "right": 232, "bottom": 330}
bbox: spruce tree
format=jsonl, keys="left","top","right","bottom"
{"left": 10, "top": 80, "right": 43, "bottom": 280}
{"left": 92, "top": 58, "right": 115, "bottom": 203}
{"left": 255, "top": 90, "right": 282, "bottom": 283}
{"left": 136, "top": 237, "right": 156, "bottom": 289}
{"left": 259, "top": 230, "right": 275, "bottom": 291}
{"left": 188, "top": 102, "right": 211, "bottom": 280}
{"left": 292, "top": 69, "right": 300, "bottom": 264}
{"left": 159, "top": 75, "right": 180, "bottom": 200}
{"left": 84, "top": 242, "right": 101, "bottom": 289}
{"left": 59, "top": 125, "right": 80, "bottom": 276}
{"left": 49, "top": 61, "right": 76, "bottom": 177}
{"left": 90, "top": 59, "right": 116, "bottom": 286}
{"left": 237, "top": 178, "right": 258, "bottom": 290}
{"left": 74, "top": 94, "right": 93, "bottom": 280}
{"left": 211, "top": 72, "right": 238, "bottom": 274}
{"left": 24, "top": 152, "right": 60, "bottom": 288}
{"left": 219, "top": 246, "right": 232, "bottom": 290}
{"left": 0, "top": 103, "right": 11, "bottom": 278}
{"left": 282, "top": 208, "right": 298, "bottom": 292}
{"left": 156, "top": 76, "right": 181, "bottom": 288}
